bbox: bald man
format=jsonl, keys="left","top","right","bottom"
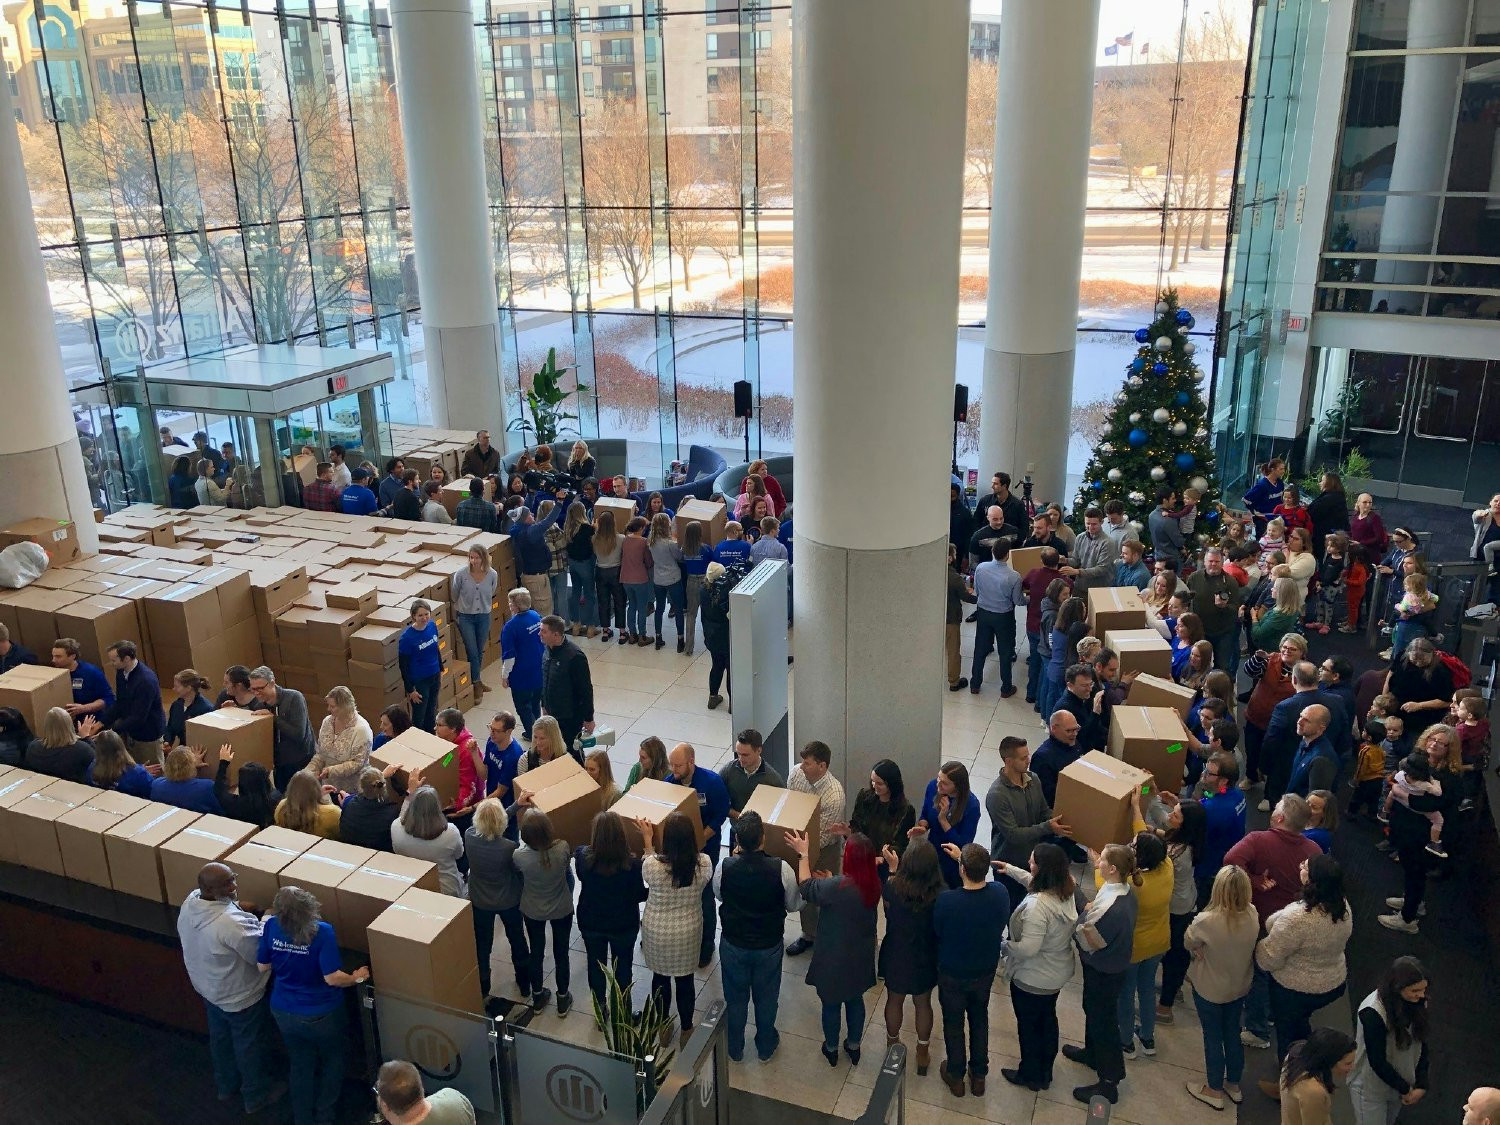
{"left": 1030, "top": 711, "right": 1084, "bottom": 808}
{"left": 177, "top": 862, "right": 281, "bottom": 1113}
{"left": 1465, "top": 1088, "right": 1500, "bottom": 1125}
{"left": 1286, "top": 703, "right": 1339, "bottom": 797}
{"left": 668, "top": 742, "right": 731, "bottom": 967}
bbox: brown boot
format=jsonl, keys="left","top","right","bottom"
{"left": 939, "top": 1063, "right": 965, "bottom": 1098}
{"left": 915, "top": 1039, "right": 930, "bottom": 1076}
{"left": 969, "top": 1074, "right": 985, "bottom": 1097}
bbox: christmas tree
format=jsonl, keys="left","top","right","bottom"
{"left": 1075, "top": 288, "right": 1219, "bottom": 546}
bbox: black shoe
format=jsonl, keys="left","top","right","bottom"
{"left": 483, "top": 996, "right": 515, "bottom": 1019}
{"left": 1001, "top": 685, "right": 1018, "bottom": 698}
{"left": 949, "top": 677, "right": 969, "bottom": 692}
{"left": 531, "top": 987, "right": 552, "bottom": 1012}
{"left": 1001, "top": 1068, "right": 1042, "bottom": 1092}
{"left": 698, "top": 953, "right": 713, "bottom": 969}
{"left": 1061, "top": 1044, "right": 1093, "bottom": 1069}
{"left": 244, "top": 1080, "right": 288, "bottom": 1113}
{"left": 654, "top": 635, "right": 665, "bottom": 650}
{"left": 677, "top": 638, "right": 685, "bottom": 653}
{"left": 844, "top": 1041, "right": 861, "bottom": 1066}
{"left": 969, "top": 685, "right": 981, "bottom": 695}
{"left": 965, "top": 611, "right": 978, "bottom": 623}
{"left": 707, "top": 694, "right": 724, "bottom": 710}
{"left": 1073, "top": 1081, "right": 1118, "bottom": 1105}
{"left": 786, "top": 936, "right": 814, "bottom": 956}
{"left": 557, "top": 991, "right": 572, "bottom": 1017}
{"left": 821, "top": 1043, "right": 839, "bottom": 1067}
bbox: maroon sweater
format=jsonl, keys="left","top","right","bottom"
{"left": 1224, "top": 826, "right": 1322, "bottom": 926}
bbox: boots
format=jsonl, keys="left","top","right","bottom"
{"left": 915, "top": 1039, "right": 930, "bottom": 1076}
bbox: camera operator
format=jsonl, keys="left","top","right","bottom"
{"left": 513, "top": 485, "right": 574, "bottom": 615}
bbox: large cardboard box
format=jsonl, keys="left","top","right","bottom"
{"left": 223, "top": 826, "right": 321, "bottom": 912}
{"left": 6, "top": 779, "right": 97, "bottom": 875}
{"left": 326, "top": 582, "right": 379, "bottom": 616}
{"left": 305, "top": 607, "right": 364, "bottom": 653}
{"left": 144, "top": 582, "right": 222, "bottom": 650}
{"left": 739, "top": 785, "right": 819, "bottom": 870}
{"left": 0, "top": 517, "right": 80, "bottom": 566}
{"left": 7, "top": 587, "right": 83, "bottom": 653}
{"left": 158, "top": 815, "right": 259, "bottom": 905}
{"left": 1088, "top": 586, "right": 1149, "bottom": 637}
{"left": 190, "top": 567, "right": 254, "bottom": 626}
{"left": 0, "top": 769, "right": 55, "bottom": 863}
{"left": 611, "top": 777, "right": 705, "bottom": 854}
{"left": 674, "top": 498, "right": 727, "bottom": 548}
{"left": 369, "top": 728, "right": 460, "bottom": 810}
{"left": 250, "top": 567, "right": 311, "bottom": 616}
{"left": 1103, "top": 628, "right": 1174, "bottom": 680}
{"left": 0, "top": 664, "right": 73, "bottom": 734}
{"left": 592, "top": 495, "right": 638, "bottom": 532}
{"left": 277, "top": 839, "right": 378, "bottom": 934}
{"left": 1008, "top": 545, "right": 1048, "bottom": 578}
{"left": 102, "top": 805, "right": 202, "bottom": 901}
{"left": 336, "top": 853, "right": 441, "bottom": 952}
{"left": 349, "top": 623, "right": 401, "bottom": 667}
{"left": 56, "top": 789, "right": 151, "bottom": 886}
{"left": 1108, "top": 706, "right": 1193, "bottom": 796}
{"left": 366, "top": 887, "right": 482, "bottom": 1012}
{"left": 511, "top": 754, "right": 601, "bottom": 849}
{"left": 52, "top": 595, "right": 141, "bottom": 669}
{"left": 1053, "top": 751, "right": 1154, "bottom": 854}
{"left": 1126, "top": 673, "right": 1195, "bottom": 720}
{"left": 349, "top": 659, "right": 403, "bottom": 695}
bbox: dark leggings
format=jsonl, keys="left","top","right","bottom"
{"left": 1244, "top": 721, "right": 1266, "bottom": 785}
{"left": 524, "top": 914, "right": 573, "bottom": 997}
{"left": 652, "top": 972, "right": 696, "bottom": 1032}
{"left": 1159, "top": 910, "right": 1194, "bottom": 1007}
{"left": 708, "top": 644, "right": 731, "bottom": 698}
{"left": 595, "top": 566, "right": 624, "bottom": 631}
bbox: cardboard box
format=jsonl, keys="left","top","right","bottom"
{"left": 1108, "top": 706, "right": 1193, "bottom": 796}
{"left": 674, "top": 498, "right": 727, "bottom": 548}
{"left": 158, "top": 815, "right": 259, "bottom": 905}
{"left": 1088, "top": 586, "right": 1149, "bottom": 637}
{"left": 336, "top": 853, "right": 441, "bottom": 952}
{"left": 0, "top": 769, "right": 55, "bottom": 863}
{"left": 1053, "top": 751, "right": 1154, "bottom": 854}
{"left": 53, "top": 595, "right": 141, "bottom": 670}
{"left": 611, "top": 777, "right": 705, "bottom": 853}
{"left": 739, "top": 785, "right": 819, "bottom": 870}
{"left": 512, "top": 754, "right": 601, "bottom": 850}
{"left": 190, "top": 567, "right": 254, "bottom": 626}
{"left": 326, "top": 582, "right": 379, "bottom": 615}
{"left": 1103, "top": 627, "right": 1174, "bottom": 680}
{"left": 250, "top": 571, "right": 312, "bottom": 617}
{"left": 223, "top": 826, "right": 321, "bottom": 912}
{"left": 221, "top": 616, "right": 263, "bottom": 669}
{"left": 305, "top": 607, "right": 364, "bottom": 653}
{"left": 144, "top": 582, "right": 222, "bottom": 650}
{"left": 369, "top": 728, "right": 460, "bottom": 810}
{"left": 7, "top": 586, "right": 83, "bottom": 653}
{"left": 277, "top": 839, "right": 378, "bottom": 934}
{"left": 592, "top": 496, "right": 638, "bottom": 532}
{"left": 0, "top": 517, "right": 80, "bottom": 566}
{"left": 1008, "top": 545, "right": 1048, "bottom": 577}
{"left": 102, "top": 805, "right": 202, "bottom": 901}
{"left": 0, "top": 664, "right": 73, "bottom": 734}
{"left": 349, "top": 623, "right": 401, "bottom": 667}
{"left": 366, "top": 887, "right": 482, "bottom": 1012}
{"left": 6, "top": 779, "right": 97, "bottom": 875}
{"left": 1126, "top": 673, "right": 1195, "bottom": 720}
{"left": 56, "top": 789, "right": 151, "bottom": 886}
{"left": 348, "top": 659, "right": 403, "bottom": 695}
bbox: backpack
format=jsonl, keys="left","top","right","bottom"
{"left": 1437, "top": 650, "right": 1472, "bottom": 690}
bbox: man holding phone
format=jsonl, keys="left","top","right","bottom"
{"left": 1187, "top": 547, "right": 1242, "bottom": 671}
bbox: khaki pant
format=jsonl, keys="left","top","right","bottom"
{"left": 946, "top": 623, "right": 962, "bottom": 686}
{"left": 800, "top": 839, "right": 845, "bottom": 939}
{"left": 521, "top": 573, "right": 553, "bottom": 616}
{"left": 128, "top": 737, "right": 164, "bottom": 769}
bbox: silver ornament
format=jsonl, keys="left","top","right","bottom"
{"left": 1195, "top": 427, "right": 1208, "bottom": 439}
{"left": 1155, "top": 301, "right": 1168, "bottom": 315}
{"left": 1129, "top": 412, "right": 1142, "bottom": 424}
{"left": 1129, "top": 376, "right": 1144, "bottom": 388}
{"left": 1152, "top": 407, "right": 1170, "bottom": 424}
{"left": 1190, "top": 476, "right": 1208, "bottom": 491}
{"left": 1179, "top": 326, "right": 1190, "bottom": 336}
{"left": 1115, "top": 391, "right": 1129, "bottom": 405}
{"left": 1184, "top": 341, "right": 1197, "bottom": 355}
{"left": 1150, "top": 466, "right": 1166, "bottom": 482}
{"left": 1107, "top": 468, "right": 1123, "bottom": 482}
{"left": 1100, "top": 442, "right": 1114, "bottom": 455}
{"left": 1129, "top": 491, "right": 1146, "bottom": 504}
{"left": 1172, "top": 421, "right": 1188, "bottom": 436}
{"left": 1156, "top": 336, "right": 1173, "bottom": 352}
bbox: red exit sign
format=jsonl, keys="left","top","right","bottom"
{"left": 327, "top": 373, "right": 349, "bottom": 395}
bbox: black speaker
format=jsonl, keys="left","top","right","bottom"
{"left": 733, "top": 380, "right": 753, "bottom": 420}
{"left": 954, "top": 383, "right": 970, "bottom": 423}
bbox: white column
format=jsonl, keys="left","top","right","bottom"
{"left": 391, "top": 0, "right": 508, "bottom": 434}
{"left": 792, "top": 0, "right": 969, "bottom": 792}
{"left": 0, "top": 79, "right": 98, "bottom": 553}
{"left": 1373, "top": 0, "right": 1467, "bottom": 301}
{"left": 979, "top": 0, "right": 1100, "bottom": 503}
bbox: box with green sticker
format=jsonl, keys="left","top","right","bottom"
{"left": 369, "top": 727, "right": 459, "bottom": 810}
{"left": 1107, "top": 705, "right": 1194, "bottom": 796}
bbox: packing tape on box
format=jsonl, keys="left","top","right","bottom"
{"left": 301, "top": 855, "right": 361, "bottom": 876}
{"left": 385, "top": 902, "right": 448, "bottom": 925}
{"left": 131, "top": 809, "right": 186, "bottom": 836}
{"left": 767, "top": 791, "right": 793, "bottom": 820}
{"left": 1075, "top": 759, "right": 1117, "bottom": 779}
{"left": 360, "top": 863, "right": 420, "bottom": 882}
{"left": 180, "top": 826, "right": 244, "bottom": 847}
{"left": 624, "top": 794, "right": 683, "bottom": 813}
{"left": 0, "top": 775, "right": 36, "bottom": 799}
{"left": 30, "top": 792, "right": 85, "bottom": 811}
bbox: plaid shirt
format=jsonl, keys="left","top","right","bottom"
{"left": 545, "top": 525, "right": 569, "bottom": 576}
{"left": 303, "top": 478, "right": 340, "bottom": 512}
{"left": 455, "top": 495, "right": 496, "bottom": 533}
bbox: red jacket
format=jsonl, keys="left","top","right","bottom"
{"left": 1021, "top": 565, "right": 1067, "bottom": 633}
{"left": 1272, "top": 504, "right": 1314, "bottom": 534}
{"left": 1224, "top": 827, "right": 1322, "bottom": 925}
{"left": 761, "top": 473, "right": 787, "bottom": 517}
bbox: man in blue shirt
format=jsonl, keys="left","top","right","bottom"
{"left": 967, "top": 540, "right": 1025, "bottom": 698}
{"left": 511, "top": 497, "right": 569, "bottom": 615}
{"left": 484, "top": 711, "right": 524, "bottom": 841}
{"left": 1190, "top": 750, "right": 1247, "bottom": 905}
{"left": 102, "top": 640, "right": 166, "bottom": 767}
{"left": 932, "top": 841, "right": 1011, "bottom": 1098}
{"left": 1286, "top": 705, "right": 1339, "bottom": 798}
{"left": 377, "top": 458, "right": 406, "bottom": 510}
{"left": 711, "top": 522, "right": 753, "bottom": 567}
{"left": 500, "top": 590, "right": 545, "bottom": 740}
{"left": 669, "top": 741, "right": 731, "bottom": 968}
{"left": 53, "top": 637, "right": 114, "bottom": 719}
{"left": 1261, "top": 661, "right": 1349, "bottom": 811}
{"left": 340, "top": 467, "right": 379, "bottom": 516}
{"left": 1030, "top": 710, "right": 1084, "bottom": 807}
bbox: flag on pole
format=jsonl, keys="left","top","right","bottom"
{"left": 1114, "top": 31, "right": 1134, "bottom": 46}
{"left": 1139, "top": 41, "right": 1150, "bottom": 56}
{"left": 1104, "top": 43, "right": 1118, "bottom": 56}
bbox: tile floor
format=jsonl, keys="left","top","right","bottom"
{"left": 454, "top": 622, "right": 1236, "bottom": 1124}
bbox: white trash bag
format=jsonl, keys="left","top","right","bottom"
{"left": 0, "top": 542, "right": 50, "bottom": 589}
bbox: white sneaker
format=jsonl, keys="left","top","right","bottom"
{"left": 1122, "top": 1038, "right": 1139, "bottom": 1061}
{"left": 1240, "top": 1030, "right": 1270, "bottom": 1049}
{"left": 1378, "top": 913, "right": 1419, "bottom": 934}
{"left": 1256, "top": 799, "right": 1270, "bottom": 813}
{"left": 1384, "top": 896, "right": 1426, "bottom": 916}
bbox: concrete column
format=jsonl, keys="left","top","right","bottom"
{"left": 0, "top": 79, "right": 98, "bottom": 553}
{"left": 391, "top": 0, "right": 508, "bottom": 434}
{"left": 791, "top": 0, "right": 969, "bottom": 793}
{"left": 1373, "top": 0, "right": 1467, "bottom": 301}
{"left": 978, "top": 0, "right": 1100, "bottom": 504}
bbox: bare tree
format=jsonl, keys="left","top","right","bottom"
{"left": 581, "top": 96, "right": 656, "bottom": 306}
{"left": 965, "top": 60, "right": 999, "bottom": 203}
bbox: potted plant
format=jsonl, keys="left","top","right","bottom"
{"left": 507, "top": 347, "right": 588, "bottom": 446}
{"left": 1317, "top": 379, "right": 1363, "bottom": 450}
{"left": 591, "top": 970, "right": 676, "bottom": 1113}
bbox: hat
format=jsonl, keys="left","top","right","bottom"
{"left": 351, "top": 467, "right": 371, "bottom": 481}
{"left": 1392, "top": 526, "right": 1416, "bottom": 543}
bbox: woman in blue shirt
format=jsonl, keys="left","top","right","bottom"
{"left": 371, "top": 705, "right": 412, "bottom": 753}
{"left": 149, "top": 746, "right": 221, "bottom": 814}
{"left": 1241, "top": 457, "right": 1287, "bottom": 528}
{"left": 257, "top": 886, "right": 369, "bottom": 1125}
{"left": 679, "top": 522, "right": 714, "bottom": 658}
{"left": 398, "top": 600, "right": 444, "bottom": 733}
{"left": 912, "top": 762, "right": 981, "bottom": 889}
{"left": 164, "top": 669, "right": 214, "bottom": 748}
{"left": 85, "top": 730, "right": 154, "bottom": 798}
{"left": 1171, "top": 613, "right": 1204, "bottom": 683}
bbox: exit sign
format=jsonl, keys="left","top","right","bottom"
{"left": 1286, "top": 314, "right": 1308, "bottom": 332}
{"left": 327, "top": 373, "right": 349, "bottom": 395}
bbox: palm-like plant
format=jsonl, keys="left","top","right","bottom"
{"left": 590, "top": 966, "right": 675, "bottom": 1111}
{"left": 507, "top": 347, "right": 588, "bottom": 446}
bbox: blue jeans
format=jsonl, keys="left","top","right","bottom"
{"left": 456, "top": 612, "right": 490, "bottom": 684}
{"left": 568, "top": 559, "right": 597, "bottom": 627}
{"left": 549, "top": 572, "right": 568, "bottom": 622}
{"left": 1193, "top": 991, "right": 1246, "bottom": 1090}
{"left": 1118, "top": 953, "right": 1164, "bottom": 1044}
{"left": 820, "top": 995, "right": 866, "bottom": 1052}
{"left": 205, "top": 994, "right": 276, "bottom": 1112}
{"left": 1210, "top": 626, "right": 1239, "bottom": 671}
{"left": 512, "top": 688, "right": 542, "bottom": 740}
{"left": 272, "top": 1003, "right": 348, "bottom": 1125}
{"left": 1037, "top": 668, "right": 1062, "bottom": 721}
{"left": 625, "top": 582, "right": 651, "bottom": 636}
{"left": 653, "top": 580, "right": 685, "bottom": 638}
{"left": 720, "top": 940, "right": 784, "bottom": 1061}
{"left": 409, "top": 674, "right": 440, "bottom": 734}
{"left": 1025, "top": 631, "right": 1043, "bottom": 701}
{"left": 1244, "top": 964, "right": 1271, "bottom": 1039}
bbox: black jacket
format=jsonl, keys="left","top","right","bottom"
{"left": 339, "top": 794, "right": 401, "bottom": 852}
{"left": 213, "top": 760, "right": 280, "bottom": 828}
{"left": 1306, "top": 489, "right": 1349, "bottom": 553}
{"left": 542, "top": 639, "right": 595, "bottom": 727}
{"left": 0, "top": 643, "right": 37, "bottom": 675}
{"left": 388, "top": 487, "right": 422, "bottom": 521}
{"left": 973, "top": 492, "right": 1028, "bottom": 538}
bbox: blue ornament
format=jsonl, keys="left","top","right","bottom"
{"left": 1204, "top": 508, "right": 1220, "bottom": 523}
{"left": 1153, "top": 362, "right": 1168, "bottom": 376}
{"left": 1174, "top": 391, "right": 1190, "bottom": 406}
{"left": 1091, "top": 480, "right": 1102, "bottom": 491}
{"left": 1175, "top": 308, "right": 1193, "bottom": 325}
{"left": 1134, "top": 328, "right": 1151, "bottom": 344}
{"left": 1128, "top": 428, "right": 1148, "bottom": 448}
{"left": 1175, "top": 452, "right": 1196, "bottom": 470}
{"left": 1132, "top": 358, "right": 1146, "bottom": 374}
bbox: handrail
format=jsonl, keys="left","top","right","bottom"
{"left": 854, "top": 1043, "right": 907, "bottom": 1124}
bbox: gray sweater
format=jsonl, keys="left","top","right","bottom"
{"left": 464, "top": 829, "right": 522, "bottom": 912}
{"left": 452, "top": 567, "right": 499, "bottom": 616}
{"left": 176, "top": 890, "right": 268, "bottom": 1012}
{"left": 251, "top": 687, "right": 316, "bottom": 770}
{"left": 514, "top": 840, "right": 575, "bottom": 920}
{"left": 649, "top": 538, "right": 684, "bottom": 586}
{"left": 984, "top": 771, "right": 1053, "bottom": 868}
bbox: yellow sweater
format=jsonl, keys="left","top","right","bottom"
{"left": 274, "top": 799, "right": 342, "bottom": 840}
{"left": 1094, "top": 814, "right": 1175, "bottom": 963}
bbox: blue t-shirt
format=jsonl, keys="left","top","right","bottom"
{"left": 257, "top": 916, "right": 343, "bottom": 1015}
{"left": 150, "top": 776, "right": 222, "bottom": 815}
{"left": 711, "top": 539, "right": 752, "bottom": 567}
{"left": 933, "top": 882, "right": 1012, "bottom": 977}
{"left": 399, "top": 621, "right": 443, "bottom": 686}
{"left": 341, "top": 484, "right": 379, "bottom": 515}
{"left": 485, "top": 737, "right": 523, "bottom": 799}
{"left": 670, "top": 766, "right": 730, "bottom": 854}
{"left": 70, "top": 661, "right": 115, "bottom": 707}
{"left": 89, "top": 761, "right": 153, "bottom": 799}
{"left": 681, "top": 546, "right": 714, "bottom": 577}
{"left": 500, "top": 610, "right": 545, "bottom": 693}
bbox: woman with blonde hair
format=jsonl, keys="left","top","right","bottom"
{"left": 562, "top": 501, "right": 597, "bottom": 638}
{"left": 592, "top": 508, "right": 625, "bottom": 643}
{"left": 453, "top": 545, "right": 500, "bottom": 690}
{"left": 567, "top": 440, "right": 596, "bottom": 481}
{"left": 1284, "top": 527, "right": 1317, "bottom": 602}
{"left": 648, "top": 512, "right": 685, "bottom": 651}
{"left": 465, "top": 798, "right": 530, "bottom": 1006}
{"left": 27, "top": 706, "right": 94, "bottom": 783}
{"left": 308, "top": 686, "right": 372, "bottom": 791}
{"left": 1142, "top": 571, "right": 1175, "bottom": 615}
{"left": 624, "top": 735, "right": 669, "bottom": 792}
{"left": 87, "top": 729, "right": 152, "bottom": 798}
{"left": 1251, "top": 577, "right": 1304, "bottom": 650}
{"left": 584, "top": 748, "right": 622, "bottom": 808}
{"left": 1066, "top": 843, "right": 1140, "bottom": 1104}
{"left": 519, "top": 715, "right": 569, "bottom": 773}
{"left": 150, "top": 745, "right": 222, "bottom": 814}
{"left": 338, "top": 765, "right": 401, "bottom": 851}
{"left": 1184, "top": 865, "right": 1259, "bottom": 1109}
{"left": 164, "top": 669, "right": 213, "bottom": 749}
{"left": 392, "top": 783, "right": 464, "bottom": 895}
{"left": 275, "top": 769, "right": 342, "bottom": 839}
